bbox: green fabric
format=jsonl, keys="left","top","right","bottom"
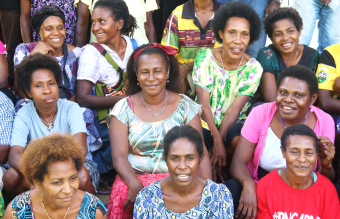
{"left": 0, "top": 191, "right": 4, "bottom": 218}
{"left": 193, "top": 48, "right": 263, "bottom": 128}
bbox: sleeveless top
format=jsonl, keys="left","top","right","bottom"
{"left": 11, "top": 191, "right": 107, "bottom": 219}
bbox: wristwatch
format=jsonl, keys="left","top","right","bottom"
{"left": 271, "top": 0, "right": 283, "bottom": 4}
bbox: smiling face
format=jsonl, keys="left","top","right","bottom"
{"left": 36, "top": 160, "right": 79, "bottom": 208}
{"left": 26, "top": 69, "right": 59, "bottom": 110}
{"left": 271, "top": 18, "right": 301, "bottom": 54}
{"left": 281, "top": 135, "right": 317, "bottom": 178}
{"left": 218, "top": 17, "right": 250, "bottom": 60}
{"left": 137, "top": 53, "right": 169, "bottom": 97}
{"left": 39, "top": 16, "right": 65, "bottom": 49}
{"left": 276, "top": 77, "right": 316, "bottom": 122}
{"left": 91, "top": 7, "right": 123, "bottom": 44}
{"left": 166, "top": 138, "right": 201, "bottom": 187}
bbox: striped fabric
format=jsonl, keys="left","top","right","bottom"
{"left": 161, "top": 0, "right": 222, "bottom": 64}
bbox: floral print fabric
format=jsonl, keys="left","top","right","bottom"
{"left": 193, "top": 48, "right": 263, "bottom": 128}
{"left": 30, "top": 0, "right": 77, "bottom": 45}
{"left": 133, "top": 179, "right": 234, "bottom": 219}
{"left": 108, "top": 94, "right": 202, "bottom": 174}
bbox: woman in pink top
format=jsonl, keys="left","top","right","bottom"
{"left": 228, "top": 65, "right": 336, "bottom": 219}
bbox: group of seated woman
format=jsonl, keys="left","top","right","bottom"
{"left": 0, "top": 0, "right": 340, "bottom": 218}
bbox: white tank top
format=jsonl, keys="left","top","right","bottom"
{"left": 259, "top": 127, "right": 286, "bottom": 172}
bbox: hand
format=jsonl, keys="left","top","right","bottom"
{"left": 211, "top": 136, "right": 227, "bottom": 182}
{"left": 333, "top": 77, "right": 340, "bottom": 93}
{"left": 124, "top": 180, "right": 144, "bottom": 215}
{"left": 236, "top": 180, "right": 257, "bottom": 219}
{"left": 318, "top": 136, "right": 335, "bottom": 168}
{"left": 321, "top": 0, "right": 332, "bottom": 5}
{"left": 264, "top": 1, "right": 280, "bottom": 21}
{"left": 30, "top": 41, "right": 55, "bottom": 55}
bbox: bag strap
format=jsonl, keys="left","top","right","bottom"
{"left": 91, "top": 42, "right": 125, "bottom": 75}
{"left": 61, "top": 42, "right": 70, "bottom": 88}
{"left": 130, "top": 38, "right": 138, "bottom": 50}
{"left": 127, "top": 96, "right": 134, "bottom": 113}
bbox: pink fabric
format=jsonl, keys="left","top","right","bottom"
{"left": 241, "top": 102, "right": 335, "bottom": 183}
{"left": 107, "top": 173, "right": 170, "bottom": 219}
{"left": 0, "top": 41, "right": 5, "bottom": 54}
{"left": 127, "top": 97, "right": 134, "bottom": 113}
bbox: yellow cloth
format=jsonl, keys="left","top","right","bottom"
{"left": 74, "top": 0, "right": 158, "bottom": 44}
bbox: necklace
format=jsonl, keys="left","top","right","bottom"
{"left": 281, "top": 113, "right": 307, "bottom": 129}
{"left": 220, "top": 48, "right": 244, "bottom": 71}
{"left": 37, "top": 107, "right": 58, "bottom": 132}
{"left": 41, "top": 194, "right": 69, "bottom": 219}
{"left": 141, "top": 91, "right": 167, "bottom": 117}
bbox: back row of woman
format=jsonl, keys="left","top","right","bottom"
{"left": 1, "top": 0, "right": 340, "bottom": 218}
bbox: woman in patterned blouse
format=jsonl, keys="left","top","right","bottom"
{"left": 134, "top": 125, "right": 233, "bottom": 219}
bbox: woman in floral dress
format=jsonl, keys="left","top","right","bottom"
{"left": 193, "top": 2, "right": 263, "bottom": 181}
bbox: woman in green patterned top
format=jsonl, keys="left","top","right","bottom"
{"left": 193, "top": 2, "right": 263, "bottom": 182}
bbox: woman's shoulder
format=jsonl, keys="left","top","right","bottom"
{"left": 138, "top": 180, "right": 161, "bottom": 197}
{"left": 80, "top": 43, "right": 102, "bottom": 57}
{"left": 311, "top": 106, "right": 333, "bottom": 123}
{"left": 12, "top": 191, "right": 31, "bottom": 208}
{"left": 68, "top": 45, "right": 82, "bottom": 58}
{"left": 178, "top": 94, "right": 202, "bottom": 113}
{"left": 16, "top": 100, "right": 35, "bottom": 116}
{"left": 58, "top": 99, "right": 81, "bottom": 111}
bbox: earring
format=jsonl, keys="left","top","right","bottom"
{"left": 166, "top": 77, "right": 169, "bottom": 83}
{"left": 137, "top": 78, "right": 139, "bottom": 86}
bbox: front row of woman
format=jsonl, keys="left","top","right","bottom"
{"left": 4, "top": 124, "right": 338, "bottom": 218}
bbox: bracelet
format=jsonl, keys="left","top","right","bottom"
{"left": 183, "top": 63, "right": 190, "bottom": 71}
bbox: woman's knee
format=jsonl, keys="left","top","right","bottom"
{"left": 78, "top": 166, "right": 94, "bottom": 193}
{"left": 3, "top": 167, "right": 27, "bottom": 191}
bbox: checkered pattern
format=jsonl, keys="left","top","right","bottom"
{"left": 0, "top": 92, "right": 15, "bottom": 145}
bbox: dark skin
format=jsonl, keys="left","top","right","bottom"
{"left": 230, "top": 77, "right": 335, "bottom": 219}
{"left": 0, "top": 54, "right": 8, "bottom": 88}
{"left": 260, "top": 19, "right": 304, "bottom": 102}
{"left": 19, "top": 0, "right": 89, "bottom": 46}
{"left": 74, "top": 1, "right": 90, "bottom": 47}
{"left": 178, "top": 0, "right": 214, "bottom": 78}
{"left": 160, "top": 138, "right": 206, "bottom": 213}
{"left": 197, "top": 17, "right": 252, "bottom": 182}
{"left": 109, "top": 53, "right": 211, "bottom": 215}
{"left": 3, "top": 69, "right": 94, "bottom": 201}
{"left": 4, "top": 161, "right": 106, "bottom": 219}
{"left": 76, "top": 7, "right": 127, "bottom": 109}
{"left": 263, "top": 1, "right": 280, "bottom": 20}
{"left": 145, "top": 11, "right": 157, "bottom": 43}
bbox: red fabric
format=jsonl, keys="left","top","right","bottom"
{"left": 133, "top": 43, "right": 178, "bottom": 62}
{"left": 256, "top": 170, "right": 340, "bottom": 219}
{"left": 107, "top": 173, "right": 169, "bottom": 219}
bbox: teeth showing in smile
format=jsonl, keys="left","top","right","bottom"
{"left": 282, "top": 43, "right": 292, "bottom": 48}
{"left": 51, "top": 38, "right": 61, "bottom": 42}
{"left": 232, "top": 49, "right": 241, "bottom": 52}
{"left": 283, "top": 106, "right": 293, "bottom": 110}
{"left": 177, "top": 175, "right": 189, "bottom": 179}
{"left": 96, "top": 33, "right": 104, "bottom": 36}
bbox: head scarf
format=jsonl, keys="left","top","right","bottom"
{"left": 31, "top": 5, "right": 66, "bottom": 33}
{"left": 133, "top": 43, "right": 178, "bottom": 63}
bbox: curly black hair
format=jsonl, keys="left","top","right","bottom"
{"left": 277, "top": 65, "right": 318, "bottom": 98}
{"left": 20, "top": 133, "right": 84, "bottom": 184}
{"left": 94, "top": 0, "right": 137, "bottom": 37}
{"left": 264, "top": 7, "right": 303, "bottom": 39}
{"left": 125, "top": 44, "right": 184, "bottom": 96}
{"left": 281, "top": 124, "right": 319, "bottom": 152}
{"left": 212, "top": 1, "right": 261, "bottom": 44}
{"left": 163, "top": 125, "right": 204, "bottom": 160}
{"left": 15, "top": 53, "right": 62, "bottom": 94}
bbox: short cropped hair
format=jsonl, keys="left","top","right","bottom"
{"left": 213, "top": 2, "right": 261, "bottom": 44}
{"left": 94, "top": 0, "right": 137, "bottom": 37}
{"left": 163, "top": 125, "right": 203, "bottom": 160}
{"left": 15, "top": 53, "right": 62, "bottom": 94}
{"left": 20, "top": 133, "right": 84, "bottom": 184}
{"left": 264, "top": 7, "right": 303, "bottom": 39}
{"left": 277, "top": 65, "right": 318, "bottom": 97}
{"left": 125, "top": 44, "right": 184, "bottom": 96}
{"left": 281, "top": 124, "right": 319, "bottom": 152}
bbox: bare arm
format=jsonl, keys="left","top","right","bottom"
{"left": 218, "top": 95, "right": 250, "bottom": 137}
{"left": 318, "top": 89, "right": 340, "bottom": 114}
{"left": 20, "top": 0, "right": 32, "bottom": 43}
{"left": 260, "top": 72, "right": 277, "bottom": 103}
{"left": 109, "top": 116, "right": 143, "bottom": 214}
{"left": 73, "top": 132, "right": 88, "bottom": 159}
{"left": 196, "top": 85, "right": 225, "bottom": 180}
{"left": 3, "top": 200, "right": 13, "bottom": 219}
{"left": 0, "top": 54, "right": 8, "bottom": 88}
{"left": 74, "top": 1, "right": 90, "bottom": 47}
{"left": 0, "top": 145, "right": 9, "bottom": 164}
{"left": 230, "top": 136, "right": 258, "bottom": 219}
{"left": 94, "top": 208, "right": 107, "bottom": 219}
{"left": 76, "top": 80, "right": 125, "bottom": 109}
{"left": 144, "top": 11, "right": 156, "bottom": 43}
{"left": 186, "top": 113, "right": 212, "bottom": 180}
{"left": 8, "top": 146, "right": 24, "bottom": 172}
